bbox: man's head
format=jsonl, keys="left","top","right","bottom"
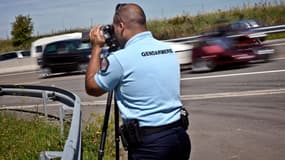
{"left": 112, "top": 3, "right": 147, "bottom": 47}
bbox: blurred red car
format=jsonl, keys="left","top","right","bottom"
{"left": 234, "top": 34, "right": 274, "bottom": 63}
{"left": 191, "top": 35, "right": 256, "bottom": 72}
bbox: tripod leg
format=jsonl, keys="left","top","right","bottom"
{"left": 98, "top": 91, "right": 113, "bottom": 160}
{"left": 115, "top": 100, "right": 120, "bottom": 160}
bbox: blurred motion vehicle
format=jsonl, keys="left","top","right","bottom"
{"left": 192, "top": 19, "right": 274, "bottom": 72}
{"left": 165, "top": 42, "right": 193, "bottom": 70}
{"left": 17, "top": 50, "right": 31, "bottom": 57}
{"left": 215, "top": 19, "right": 267, "bottom": 42}
{"left": 220, "top": 19, "right": 274, "bottom": 62}
{"left": 191, "top": 35, "right": 256, "bottom": 72}
{"left": 0, "top": 50, "right": 30, "bottom": 61}
{"left": 219, "top": 19, "right": 262, "bottom": 33}
{"left": 31, "top": 32, "right": 82, "bottom": 57}
{"left": 234, "top": 35, "right": 274, "bottom": 63}
{"left": 37, "top": 39, "right": 91, "bottom": 77}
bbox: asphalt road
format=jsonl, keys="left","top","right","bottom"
{"left": 0, "top": 44, "right": 285, "bottom": 160}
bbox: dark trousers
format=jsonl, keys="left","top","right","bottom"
{"left": 128, "top": 126, "right": 191, "bottom": 160}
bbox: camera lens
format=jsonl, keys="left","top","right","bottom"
{"left": 80, "top": 25, "right": 120, "bottom": 52}
{"left": 101, "top": 25, "right": 114, "bottom": 40}
{"left": 81, "top": 30, "right": 90, "bottom": 42}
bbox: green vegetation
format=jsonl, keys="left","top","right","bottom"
{"left": 268, "top": 32, "right": 285, "bottom": 40}
{"left": 82, "top": 112, "right": 123, "bottom": 160}
{"left": 0, "top": 40, "right": 15, "bottom": 53}
{"left": 11, "top": 15, "right": 34, "bottom": 48}
{"left": 0, "top": 1, "right": 284, "bottom": 54}
{"left": 147, "top": 1, "right": 285, "bottom": 39}
{"left": 0, "top": 111, "right": 120, "bottom": 160}
{"left": 0, "top": 111, "right": 65, "bottom": 160}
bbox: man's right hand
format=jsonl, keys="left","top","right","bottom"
{"left": 89, "top": 25, "right": 106, "bottom": 48}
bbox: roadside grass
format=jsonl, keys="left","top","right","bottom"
{"left": 0, "top": 111, "right": 119, "bottom": 160}
{"left": 268, "top": 32, "right": 285, "bottom": 40}
{"left": 0, "top": 1, "right": 284, "bottom": 54}
{"left": 82, "top": 112, "right": 123, "bottom": 160}
{"left": 148, "top": 1, "right": 285, "bottom": 39}
{"left": 0, "top": 111, "right": 65, "bottom": 160}
{"left": 0, "top": 40, "right": 15, "bottom": 53}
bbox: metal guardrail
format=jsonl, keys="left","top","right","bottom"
{"left": 0, "top": 85, "right": 82, "bottom": 160}
{"left": 165, "top": 24, "right": 285, "bottom": 44}
{"left": 1, "top": 24, "right": 284, "bottom": 160}
{"left": 253, "top": 24, "right": 285, "bottom": 34}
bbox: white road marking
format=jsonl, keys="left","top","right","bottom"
{"left": 269, "top": 42, "right": 285, "bottom": 47}
{"left": 0, "top": 70, "right": 38, "bottom": 77}
{"left": 0, "top": 104, "right": 59, "bottom": 110}
{"left": 181, "top": 88, "right": 285, "bottom": 100}
{"left": 1, "top": 57, "right": 285, "bottom": 109}
{"left": 273, "top": 57, "right": 285, "bottom": 60}
{"left": 181, "top": 69, "right": 285, "bottom": 81}
{"left": 2, "top": 88, "right": 285, "bottom": 109}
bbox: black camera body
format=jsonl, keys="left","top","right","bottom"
{"left": 81, "top": 25, "right": 120, "bottom": 52}
{"left": 101, "top": 25, "right": 120, "bottom": 52}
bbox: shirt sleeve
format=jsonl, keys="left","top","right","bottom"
{"left": 95, "top": 54, "right": 123, "bottom": 91}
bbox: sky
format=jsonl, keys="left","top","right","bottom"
{"left": 0, "top": 0, "right": 278, "bottom": 39}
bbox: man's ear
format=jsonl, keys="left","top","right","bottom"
{"left": 119, "top": 22, "right": 125, "bottom": 36}
{"left": 119, "top": 22, "right": 125, "bottom": 29}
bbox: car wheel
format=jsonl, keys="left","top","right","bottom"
{"left": 191, "top": 58, "right": 203, "bottom": 72}
{"left": 39, "top": 68, "right": 51, "bottom": 79}
{"left": 261, "top": 54, "right": 271, "bottom": 63}
{"left": 78, "top": 63, "right": 88, "bottom": 73}
{"left": 192, "top": 58, "right": 216, "bottom": 72}
{"left": 205, "top": 58, "right": 217, "bottom": 71}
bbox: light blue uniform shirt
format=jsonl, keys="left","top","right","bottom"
{"left": 95, "top": 31, "right": 182, "bottom": 127}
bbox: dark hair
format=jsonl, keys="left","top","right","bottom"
{"left": 114, "top": 3, "right": 146, "bottom": 26}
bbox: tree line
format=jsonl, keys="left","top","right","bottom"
{"left": 10, "top": 15, "right": 33, "bottom": 48}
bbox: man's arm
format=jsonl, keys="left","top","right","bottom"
{"left": 85, "top": 26, "right": 107, "bottom": 97}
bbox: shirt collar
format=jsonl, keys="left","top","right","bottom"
{"left": 125, "top": 31, "right": 152, "bottom": 48}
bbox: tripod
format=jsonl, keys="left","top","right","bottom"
{"left": 98, "top": 91, "right": 120, "bottom": 160}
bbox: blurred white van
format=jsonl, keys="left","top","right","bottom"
{"left": 30, "top": 32, "right": 82, "bottom": 57}
{"left": 165, "top": 42, "right": 193, "bottom": 69}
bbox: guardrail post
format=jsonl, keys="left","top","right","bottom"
{"left": 59, "top": 105, "right": 65, "bottom": 137}
{"left": 42, "top": 91, "right": 48, "bottom": 118}
{"left": 39, "top": 151, "right": 49, "bottom": 160}
{"left": 40, "top": 151, "right": 63, "bottom": 160}
{"left": 1, "top": 85, "right": 82, "bottom": 160}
